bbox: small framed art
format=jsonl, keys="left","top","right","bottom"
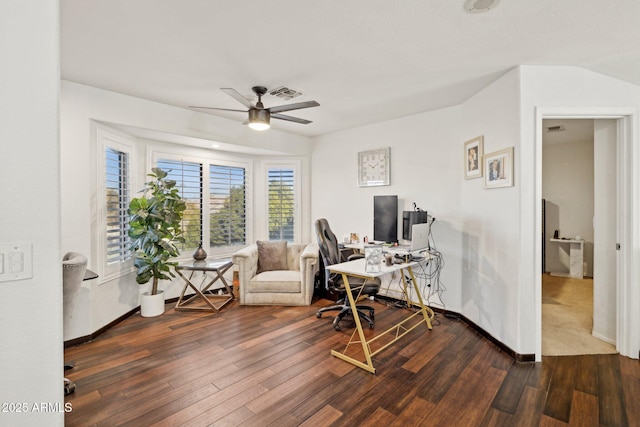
{"left": 484, "top": 147, "right": 514, "bottom": 189}
{"left": 464, "top": 136, "right": 483, "bottom": 179}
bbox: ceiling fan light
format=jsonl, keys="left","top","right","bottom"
{"left": 249, "top": 121, "right": 270, "bottom": 131}
{"left": 248, "top": 109, "right": 270, "bottom": 131}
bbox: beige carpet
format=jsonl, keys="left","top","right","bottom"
{"left": 542, "top": 274, "right": 617, "bottom": 356}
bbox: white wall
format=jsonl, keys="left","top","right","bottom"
{"left": 60, "top": 81, "right": 313, "bottom": 340}
{"left": 458, "top": 69, "right": 522, "bottom": 350}
{"left": 0, "top": 2, "right": 64, "bottom": 426}
{"left": 310, "top": 69, "right": 524, "bottom": 354}
{"left": 543, "top": 136, "right": 594, "bottom": 276}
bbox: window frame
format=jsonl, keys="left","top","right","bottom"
{"left": 97, "top": 127, "right": 136, "bottom": 282}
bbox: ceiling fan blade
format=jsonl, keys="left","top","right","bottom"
{"left": 189, "top": 106, "right": 247, "bottom": 113}
{"left": 268, "top": 100, "right": 320, "bottom": 114}
{"left": 221, "top": 88, "right": 255, "bottom": 109}
{"left": 271, "top": 113, "right": 313, "bottom": 125}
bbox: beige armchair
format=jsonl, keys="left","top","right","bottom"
{"left": 232, "top": 242, "right": 319, "bottom": 306}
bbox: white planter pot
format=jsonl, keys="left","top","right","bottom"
{"left": 140, "top": 291, "right": 165, "bottom": 317}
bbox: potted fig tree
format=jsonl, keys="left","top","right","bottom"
{"left": 128, "top": 168, "right": 186, "bottom": 317}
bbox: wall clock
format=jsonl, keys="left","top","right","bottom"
{"left": 358, "top": 147, "right": 390, "bottom": 187}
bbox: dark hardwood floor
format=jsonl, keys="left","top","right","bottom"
{"left": 64, "top": 294, "right": 640, "bottom": 426}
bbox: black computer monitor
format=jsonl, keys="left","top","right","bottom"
{"left": 373, "top": 195, "right": 398, "bottom": 243}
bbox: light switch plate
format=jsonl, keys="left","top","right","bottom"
{"left": 0, "top": 242, "right": 33, "bottom": 283}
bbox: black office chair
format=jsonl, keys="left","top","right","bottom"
{"left": 315, "top": 218, "right": 380, "bottom": 331}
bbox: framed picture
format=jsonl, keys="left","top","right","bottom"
{"left": 464, "top": 136, "right": 483, "bottom": 179}
{"left": 484, "top": 147, "right": 514, "bottom": 189}
{"left": 358, "top": 147, "right": 390, "bottom": 187}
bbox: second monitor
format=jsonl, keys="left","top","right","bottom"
{"left": 403, "top": 210, "right": 429, "bottom": 240}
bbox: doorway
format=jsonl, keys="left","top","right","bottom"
{"left": 541, "top": 118, "right": 617, "bottom": 356}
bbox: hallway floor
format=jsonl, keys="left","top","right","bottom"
{"left": 542, "top": 274, "right": 617, "bottom": 356}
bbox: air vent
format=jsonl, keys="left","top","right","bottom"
{"left": 269, "top": 86, "right": 303, "bottom": 101}
{"left": 464, "top": 0, "right": 501, "bottom": 13}
{"left": 546, "top": 125, "right": 566, "bottom": 133}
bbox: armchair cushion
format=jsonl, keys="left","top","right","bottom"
{"left": 256, "top": 240, "right": 288, "bottom": 273}
{"left": 248, "top": 270, "right": 302, "bottom": 293}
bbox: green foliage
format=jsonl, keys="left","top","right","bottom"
{"left": 268, "top": 181, "right": 294, "bottom": 241}
{"left": 128, "top": 168, "right": 186, "bottom": 295}
{"left": 180, "top": 199, "right": 202, "bottom": 250}
{"left": 210, "top": 185, "right": 246, "bottom": 247}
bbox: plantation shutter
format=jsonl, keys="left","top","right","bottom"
{"left": 268, "top": 168, "right": 295, "bottom": 242}
{"left": 105, "top": 148, "right": 131, "bottom": 263}
{"left": 209, "top": 165, "right": 246, "bottom": 247}
{"left": 156, "top": 159, "right": 203, "bottom": 250}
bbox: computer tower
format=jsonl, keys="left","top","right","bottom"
{"left": 402, "top": 211, "right": 429, "bottom": 240}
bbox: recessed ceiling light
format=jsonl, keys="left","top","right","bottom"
{"left": 211, "top": 143, "right": 220, "bottom": 148}
{"left": 464, "top": 0, "right": 500, "bottom": 14}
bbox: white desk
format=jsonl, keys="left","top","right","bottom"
{"left": 327, "top": 258, "right": 434, "bottom": 374}
{"left": 343, "top": 244, "right": 434, "bottom": 304}
{"left": 549, "top": 238, "right": 584, "bottom": 279}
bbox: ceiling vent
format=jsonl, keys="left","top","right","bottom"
{"left": 269, "top": 86, "right": 303, "bottom": 101}
{"left": 464, "top": 0, "right": 501, "bottom": 14}
{"left": 545, "top": 125, "right": 566, "bottom": 133}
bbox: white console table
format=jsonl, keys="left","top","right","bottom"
{"left": 549, "top": 238, "right": 584, "bottom": 279}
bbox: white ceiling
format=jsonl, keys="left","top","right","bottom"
{"left": 542, "top": 119, "right": 594, "bottom": 145}
{"left": 60, "top": 0, "right": 640, "bottom": 138}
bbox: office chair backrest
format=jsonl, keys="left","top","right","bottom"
{"left": 63, "top": 252, "right": 88, "bottom": 317}
{"left": 315, "top": 218, "right": 341, "bottom": 268}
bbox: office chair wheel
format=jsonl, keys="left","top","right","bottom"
{"left": 368, "top": 322, "right": 374, "bottom": 329}
{"left": 316, "top": 312, "right": 323, "bottom": 318}
{"left": 333, "top": 323, "right": 341, "bottom": 331}
{"left": 64, "top": 378, "right": 76, "bottom": 396}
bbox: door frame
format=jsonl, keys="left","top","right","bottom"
{"left": 534, "top": 107, "right": 639, "bottom": 361}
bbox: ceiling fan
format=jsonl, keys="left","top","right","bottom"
{"left": 189, "top": 86, "right": 320, "bottom": 131}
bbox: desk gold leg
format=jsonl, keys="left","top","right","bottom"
{"left": 331, "top": 274, "right": 377, "bottom": 374}
{"left": 401, "top": 266, "right": 433, "bottom": 329}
